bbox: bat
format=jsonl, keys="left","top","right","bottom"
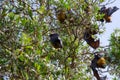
{"left": 98, "top": 6, "right": 119, "bottom": 22}
{"left": 91, "top": 54, "right": 106, "bottom": 69}
{"left": 83, "top": 29, "right": 99, "bottom": 49}
{"left": 90, "top": 53, "right": 106, "bottom": 80}
{"left": 49, "top": 33, "right": 63, "bottom": 49}
{"left": 56, "top": 9, "right": 67, "bottom": 23}
{"left": 104, "top": 6, "right": 119, "bottom": 22}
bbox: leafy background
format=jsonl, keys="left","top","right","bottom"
{"left": 0, "top": 0, "right": 120, "bottom": 80}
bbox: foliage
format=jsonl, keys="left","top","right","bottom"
{"left": 0, "top": 0, "right": 119, "bottom": 80}
{"left": 107, "top": 29, "right": 120, "bottom": 77}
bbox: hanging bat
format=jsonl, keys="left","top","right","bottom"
{"left": 91, "top": 53, "right": 106, "bottom": 69}
{"left": 56, "top": 9, "right": 67, "bottom": 23}
{"left": 98, "top": 6, "right": 119, "bottom": 22}
{"left": 90, "top": 54, "right": 101, "bottom": 80}
{"left": 83, "top": 30, "right": 99, "bottom": 49}
{"left": 90, "top": 53, "right": 107, "bottom": 80}
{"left": 104, "top": 6, "right": 119, "bottom": 22}
{"left": 49, "top": 33, "right": 63, "bottom": 49}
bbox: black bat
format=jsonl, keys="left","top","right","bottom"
{"left": 49, "top": 33, "right": 63, "bottom": 49}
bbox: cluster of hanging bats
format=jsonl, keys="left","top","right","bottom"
{"left": 49, "top": 5, "right": 119, "bottom": 80}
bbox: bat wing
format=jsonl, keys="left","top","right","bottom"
{"left": 88, "top": 39, "right": 100, "bottom": 49}
{"left": 84, "top": 32, "right": 100, "bottom": 49}
{"left": 51, "top": 39, "right": 62, "bottom": 48}
{"left": 107, "top": 6, "right": 119, "bottom": 16}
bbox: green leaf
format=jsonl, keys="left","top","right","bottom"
{"left": 18, "top": 54, "right": 25, "bottom": 62}
{"left": 38, "top": 5, "right": 45, "bottom": 14}
{"left": 8, "top": 12, "right": 15, "bottom": 20}
{"left": 100, "top": 0, "right": 105, "bottom": 3}
{"left": 20, "top": 33, "right": 32, "bottom": 45}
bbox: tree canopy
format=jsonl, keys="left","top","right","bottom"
{"left": 0, "top": 0, "right": 119, "bottom": 80}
